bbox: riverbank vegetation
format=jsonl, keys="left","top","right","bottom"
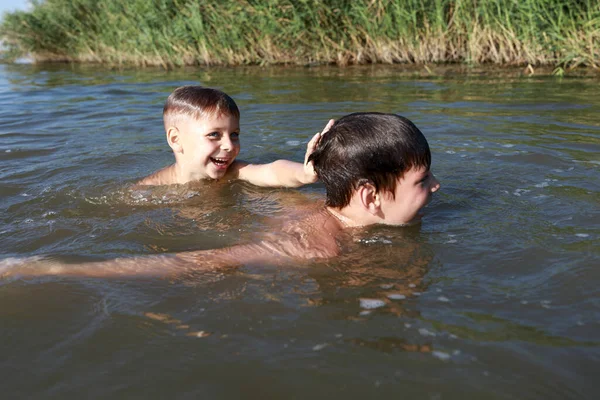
{"left": 1, "top": 0, "right": 598, "bottom": 69}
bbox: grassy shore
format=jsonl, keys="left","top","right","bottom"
{"left": 0, "top": 0, "right": 598, "bottom": 69}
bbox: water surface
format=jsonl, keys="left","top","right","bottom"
{"left": 1, "top": 64, "right": 598, "bottom": 399}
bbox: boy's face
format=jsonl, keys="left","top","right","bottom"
{"left": 379, "top": 166, "right": 440, "bottom": 226}
{"left": 177, "top": 113, "right": 241, "bottom": 180}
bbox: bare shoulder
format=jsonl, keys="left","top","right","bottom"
{"left": 227, "top": 160, "right": 250, "bottom": 179}
{"left": 136, "top": 165, "right": 175, "bottom": 186}
{"left": 273, "top": 208, "right": 344, "bottom": 260}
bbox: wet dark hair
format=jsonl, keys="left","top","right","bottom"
{"left": 163, "top": 86, "right": 240, "bottom": 126}
{"left": 309, "top": 112, "right": 431, "bottom": 208}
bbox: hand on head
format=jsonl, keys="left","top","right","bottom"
{"left": 304, "top": 119, "right": 335, "bottom": 183}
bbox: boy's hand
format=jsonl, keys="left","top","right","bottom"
{"left": 304, "top": 119, "right": 335, "bottom": 183}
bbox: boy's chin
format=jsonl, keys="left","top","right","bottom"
{"left": 205, "top": 166, "right": 228, "bottom": 179}
{"left": 390, "top": 214, "right": 423, "bottom": 227}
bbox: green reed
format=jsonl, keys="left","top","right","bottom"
{"left": 1, "top": 0, "right": 598, "bottom": 69}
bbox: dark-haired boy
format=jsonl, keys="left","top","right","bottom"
{"left": 138, "top": 85, "right": 333, "bottom": 187}
{"left": 2, "top": 113, "right": 440, "bottom": 278}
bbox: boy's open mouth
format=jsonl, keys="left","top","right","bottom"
{"left": 210, "top": 157, "right": 229, "bottom": 167}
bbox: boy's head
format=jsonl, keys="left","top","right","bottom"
{"left": 163, "top": 86, "right": 242, "bottom": 180}
{"left": 163, "top": 86, "right": 240, "bottom": 129}
{"left": 310, "top": 112, "right": 434, "bottom": 211}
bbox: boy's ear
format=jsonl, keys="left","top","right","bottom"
{"left": 166, "top": 126, "right": 183, "bottom": 153}
{"left": 357, "top": 182, "right": 381, "bottom": 215}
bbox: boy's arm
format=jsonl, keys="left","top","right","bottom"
{"left": 1, "top": 211, "right": 340, "bottom": 280}
{"left": 1, "top": 246, "right": 274, "bottom": 280}
{"left": 1, "top": 236, "right": 336, "bottom": 280}
{"left": 232, "top": 119, "right": 334, "bottom": 188}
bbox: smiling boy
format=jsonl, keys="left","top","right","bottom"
{"left": 2, "top": 112, "right": 440, "bottom": 279}
{"left": 138, "top": 86, "right": 332, "bottom": 187}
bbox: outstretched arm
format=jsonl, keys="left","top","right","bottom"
{"left": 232, "top": 119, "right": 334, "bottom": 188}
{"left": 1, "top": 254, "right": 196, "bottom": 280}
{"left": 1, "top": 237, "right": 337, "bottom": 280}
{"left": 1, "top": 245, "right": 275, "bottom": 280}
{"left": 1, "top": 209, "right": 341, "bottom": 280}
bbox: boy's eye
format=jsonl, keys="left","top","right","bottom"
{"left": 207, "top": 131, "right": 220, "bottom": 138}
{"left": 417, "top": 173, "right": 430, "bottom": 185}
{"left": 231, "top": 132, "right": 240, "bottom": 140}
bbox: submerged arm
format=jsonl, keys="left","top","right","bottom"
{"left": 1, "top": 210, "right": 341, "bottom": 280}
{"left": 1, "top": 245, "right": 279, "bottom": 280}
{"left": 1, "top": 236, "right": 338, "bottom": 280}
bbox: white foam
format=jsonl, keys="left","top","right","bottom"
{"left": 432, "top": 351, "right": 450, "bottom": 361}
{"left": 312, "top": 343, "right": 329, "bottom": 351}
{"left": 359, "top": 298, "right": 386, "bottom": 309}
{"left": 419, "top": 328, "right": 436, "bottom": 337}
{"left": 513, "top": 189, "right": 530, "bottom": 196}
{"left": 387, "top": 293, "right": 406, "bottom": 300}
{"left": 361, "top": 237, "right": 393, "bottom": 244}
{"left": 541, "top": 300, "right": 552, "bottom": 309}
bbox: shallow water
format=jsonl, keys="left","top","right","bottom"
{"left": 1, "top": 64, "right": 598, "bottom": 399}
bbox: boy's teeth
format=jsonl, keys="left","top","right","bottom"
{"left": 211, "top": 157, "right": 227, "bottom": 165}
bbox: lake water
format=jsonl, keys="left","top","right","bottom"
{"left": 1, "top": 63, "right": 598, "bottom": 399}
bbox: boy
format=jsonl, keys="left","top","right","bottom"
{"left": 2, "top": 112, "right": 440, "bottom": 279}
{"left": 137, "top": 85, "right": 333, "bottom": 187}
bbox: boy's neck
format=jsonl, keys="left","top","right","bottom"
{"left": 326, "top": 206, "right": 370, "bottom": 228}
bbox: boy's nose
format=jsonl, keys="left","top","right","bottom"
{"left": 430, "top": 174, "right": 440, "bottom": 193}
{"left": 221, "top": 136, "right": 233, "bottom": 151}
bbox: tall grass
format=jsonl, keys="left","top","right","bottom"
{"left": 1, "top": 0, "right": 598, "bottom": 68}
